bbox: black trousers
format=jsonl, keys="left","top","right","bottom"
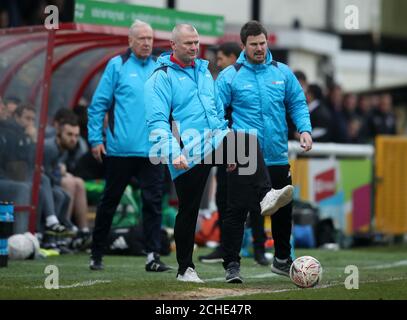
{"left": 173, "top": 132, "right": 271, "bottom": 274}
{"left": 216, "top": 165, "right": 266, "bottom": 253}
{"left": 91, "top": 157, "right": 164, "bottom": 258}
{"left": 266, "top": 165, "right": 293, "bottom": 260}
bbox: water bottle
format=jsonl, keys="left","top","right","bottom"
{"left": 0, "top": 201, "right": 14, "bottom": 267}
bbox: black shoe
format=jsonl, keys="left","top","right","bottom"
{"left": 198, "top": 247, "right": 223, "bottom": 263}
{"left": 254, "top": 250, "right": 270, "bottom": 266}
{"left": 45, "top": 223, "right": 75, "bottom": 237}
{"left": 271, "top": 257, "right": 293, "bottom": 277}
{"left": 71, "top": 231, "right": 92, "bottom": 251}
{"left": 57, "top": 244, "right": 73, "bottom": 255}
{"left": 225, "top": 261, "right": 243, "bottom": 283}
{"left": 89, "top": 257, "right": 104, "bottom": 271}
{"left": 145, "top": 253, "right": 173, "bottom": 272}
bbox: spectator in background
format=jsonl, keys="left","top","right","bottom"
{"left": 356, "top": 94, "right": 373, "bottom": 143}
{"left": 13, "top": 103, "right": 37, "bottom": 143}
{"left": 343, "top": 93, "right": 364, "bottom": 143}
{"left": 3, "top": 97, "right": 21, "bottom": 119}
{"left": 60, "top": 107, "right": 89, "bottom": 175}
{"left": 44, "top": 116, "right": 91, "bottom": 243}
{"left": 0, "top": 96, "right": 6, "bottom": 120}
{"left": 326, "top": 84, "right": 350, "bottom": 143}
{"left": 307, "top": 84, "right": 333, "bottom": 142}
{"left": 294, "top": 70, "right": 308, "bottom": 93}
{"left": 365, "top": 93, "right": 397, "bottom": 139}
{"left": 45, "top": 107, "right": 76, "bottom": 139}
{"left": 216, "top": 42, "right": 242, "bottom": 71}
{"left": 0, "top": 104, "right": 70, "bottom": 238}
{"left": 357, "top": 94, "right": 372, "bottom": 118}
{"left": 288, "top": 70, "right": 308, "bottom": 140}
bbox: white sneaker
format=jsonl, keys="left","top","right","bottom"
{"left": 260, "top": 185, "right": 294, "bottom": 216}
{"left": 176, "top": 267, "right": 205, "bottom": 283}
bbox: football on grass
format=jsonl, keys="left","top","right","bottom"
{"left": 289, "top": 256, "right": 323, "bottom": 288}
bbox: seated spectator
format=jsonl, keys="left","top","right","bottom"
{"left": 43, "top": 116, "right": 91, "bottom": 244}
{"left": 4, "top": 96, "right": 21, "bottom": 118}
{"left": 0, "top": 96, "right": 6, "bottom": 120}
{"left": 45, "top": 107, "right": 77, "bottom": 139}
{"left": 0, "top": 103, "right": 69, "bottom": 238}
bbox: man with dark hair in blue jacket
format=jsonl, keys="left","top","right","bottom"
{"left": 217, "top": 21, "right": 313, "bottom": 277}
{"left": 87, "top": 20, "right": 171, "bottom": 272}
{"left": 145, "top": 24, "right": 294, "bottom": 283}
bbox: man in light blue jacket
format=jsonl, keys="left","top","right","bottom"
{"left": 145, "top": 24, "right": 294, "bottom": 283}
{"left": 87, "top": 20, "right": 171, "bottom": 273}
{"left": 217, "top": 21, "right": 313, "bottom": 277}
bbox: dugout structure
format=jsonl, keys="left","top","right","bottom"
{"left": 0, "top": 22, "right": 214, "bottom": 233}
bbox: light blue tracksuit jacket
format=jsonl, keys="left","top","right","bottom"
{"left": 144, "top": 53, "right": 229, "bottom": 180}
{"left": 216, "top": 50, "right": 312, "bottom": 166}
{"left": 88, "top": 48, "right": 157, "bottom": 157}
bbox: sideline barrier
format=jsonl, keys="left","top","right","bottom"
{"left": 375, "top": 136, "right": 407, "bottom": 235}
{"left": 288, "top": 141, "right": 374, "bottom": 238}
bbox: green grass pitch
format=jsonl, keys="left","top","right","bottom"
{"left": 1, "top": 245, "right": 406, "bottom": 300}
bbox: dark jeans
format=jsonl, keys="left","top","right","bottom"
{"left": 91, "top": 157, "right": 164, "bottom": 259}
{"left": 173, "top": 131, "right": 271, "bottom": 274}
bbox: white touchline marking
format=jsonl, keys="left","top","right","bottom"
{"left": 205, "top": 259, "right": 407, "bottom": 283}
{"left": 364, "top": 260, "right": 407, "bottom": 269}
{"left": 205, "top": 273, "right": 278, "bottom": 282}
{"left": 27, "top": 280, "right": 111, "bottom": 289}
{"left": 207, "top": 277, "right": 407, "bottom": 300}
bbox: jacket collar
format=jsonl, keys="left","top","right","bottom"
{"left": 157, "top": 52, "right": 208, "bottom": 72}
{"left": 129, "top": 49, "right": 154, "bottom": 65}
{"left": 170, "top": 54, "right": 195, "bottom": 68}
{"left": 236, "top": 49, "right": 273, "bottom": 70}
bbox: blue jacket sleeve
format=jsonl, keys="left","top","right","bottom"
{"left": 144, "top": 70, "right": 182, "bottom": 163}
{"left": 281, "top": 64, "right": 312, "bottom": 134}
{"left": 216, "top": 68, "right": 234, "bottom": 110}
{"left": 87, "top": 58, "right": 118, "bottom": 148}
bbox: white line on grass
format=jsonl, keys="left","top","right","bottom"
{"left": 364, "top": 260, "right": 407, "bottom": 269}
{"left": 205, "top": 272, "right": 278, "bottom": 282}
{"left": 27, "top": 280, "right": 111, "bottom": 289}
{"left": 207, "top": 277, "right": 407, "bottom": 300}
{"left": 205, "top": 259, "right": 407, "bottom": 283}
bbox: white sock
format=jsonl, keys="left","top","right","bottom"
{"left": 276, "top": 257, "right": 288, "bottom": 264}
{"left": 45, "top": 215, "right": 59, "bottom": 227}
{"left": 80, "top": 227, "right": 90, "bottom": 233}
{"left": 146, "top": 252, "right": 155, "bottom": 264}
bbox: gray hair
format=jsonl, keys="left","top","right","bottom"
{"left": 129, "top": 20, "right": 153, "bottom": 37}
{"left": 171, "top": 24, "right": 198, "bottom": 42}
